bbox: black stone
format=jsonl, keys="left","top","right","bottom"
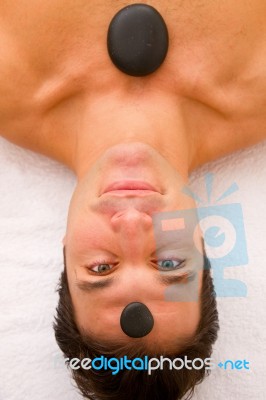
{"left": 120, "top": 302, "right": 154, "bottom": 338}
{"left": 107, "top": 4, "right": 169, "bottom": 77}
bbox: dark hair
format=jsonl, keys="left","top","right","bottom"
{"left": 53, "top": 250, "right": 219, "bottom": 400}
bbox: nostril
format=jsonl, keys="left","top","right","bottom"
{"left": 110, "top": 211, "right": 128, "bottom": 230}
{"left": 112, "top": 211, "right": 124, "bottom": 220}
{"left": 111, "top": 209, "right": 152, "bottom": 231}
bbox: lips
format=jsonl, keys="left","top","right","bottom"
{"left": 102, "top": 180, "right": 159, "bottom": 194}
{"left": 101, "top": 190, "right": 159, "bottom": 197}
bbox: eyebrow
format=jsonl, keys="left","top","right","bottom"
{"left": 75, "top": 270, "right": 196, "bottom": 293}
{"left": 157, "top": 270, "right": 196, "bottom": 286}
{"left": 76, "top": 277, "right": 116, "bottom": 292}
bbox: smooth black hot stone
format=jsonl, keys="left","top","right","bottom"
{"left": 107, "top": 4, "right": 169, "bottom": 77}
{"left": 120, "top": 302, "right": 154, "bottom": 338}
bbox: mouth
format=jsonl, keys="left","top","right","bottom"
{"left": 101, "top": 190, "right": 159, "bottom": 197}
{"left": 102, "top": 180, "right": 161, "bottom": 195}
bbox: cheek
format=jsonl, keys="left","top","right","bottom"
{"left": 67, "top": 215, "right": 105, "bottom": 252}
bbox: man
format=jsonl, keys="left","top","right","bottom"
{"left": 0, "top": 1, "right": 265, "bottom": 399}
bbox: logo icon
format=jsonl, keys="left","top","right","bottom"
{"left": 152, "top": 173, "right": 248, "bottom": 300}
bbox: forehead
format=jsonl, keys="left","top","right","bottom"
{"left": 74, "top": 293, "right": 202, "bottom": 350}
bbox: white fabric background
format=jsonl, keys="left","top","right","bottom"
{"left": 0, "top": 137, "right": 265, "bottom": 400}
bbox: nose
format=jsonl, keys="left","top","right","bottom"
{"left": 111, "top": 208, "right": 153, "bottom": 234}
{"left": 110, "top": 208, "right": 153, "bottom": 257}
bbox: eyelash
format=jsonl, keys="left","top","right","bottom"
{"left": 87, "top": 258, "right": 185, "bottom": 273}
{"left": 85, "top": 260, "right": 117, "bottom": 274}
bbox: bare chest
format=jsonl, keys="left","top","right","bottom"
{"left": 0, "top": 0, "right": 266, "bottom": 165}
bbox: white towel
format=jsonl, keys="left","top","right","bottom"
{"left": 0, "top": 137, "right": 265, "bottom": 400}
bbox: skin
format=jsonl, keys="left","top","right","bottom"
{"left": 0, "top": 0, "right": 266, "bottom": 351}
{"left": 65, "top": 142, "right": 204, "bottom": 351}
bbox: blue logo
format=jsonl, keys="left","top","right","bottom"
{"left": 217, "top": 359, "right": 250, "bottom": 371}
{"left": 152, "top": 173, "right": 248, "bottom": 301}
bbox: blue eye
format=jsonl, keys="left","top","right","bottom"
{"left": 157, "top": 259, "right": 184, "bottom": 271}
{"left": 91, "top": 264, "right": 113, "bottom": 273}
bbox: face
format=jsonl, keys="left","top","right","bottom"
{"left": 64, "top": 142, "right": 204, "bottom": 353}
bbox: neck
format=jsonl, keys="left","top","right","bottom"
{"left": 71, "top": 90, "right": 194, "bottom": 182}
